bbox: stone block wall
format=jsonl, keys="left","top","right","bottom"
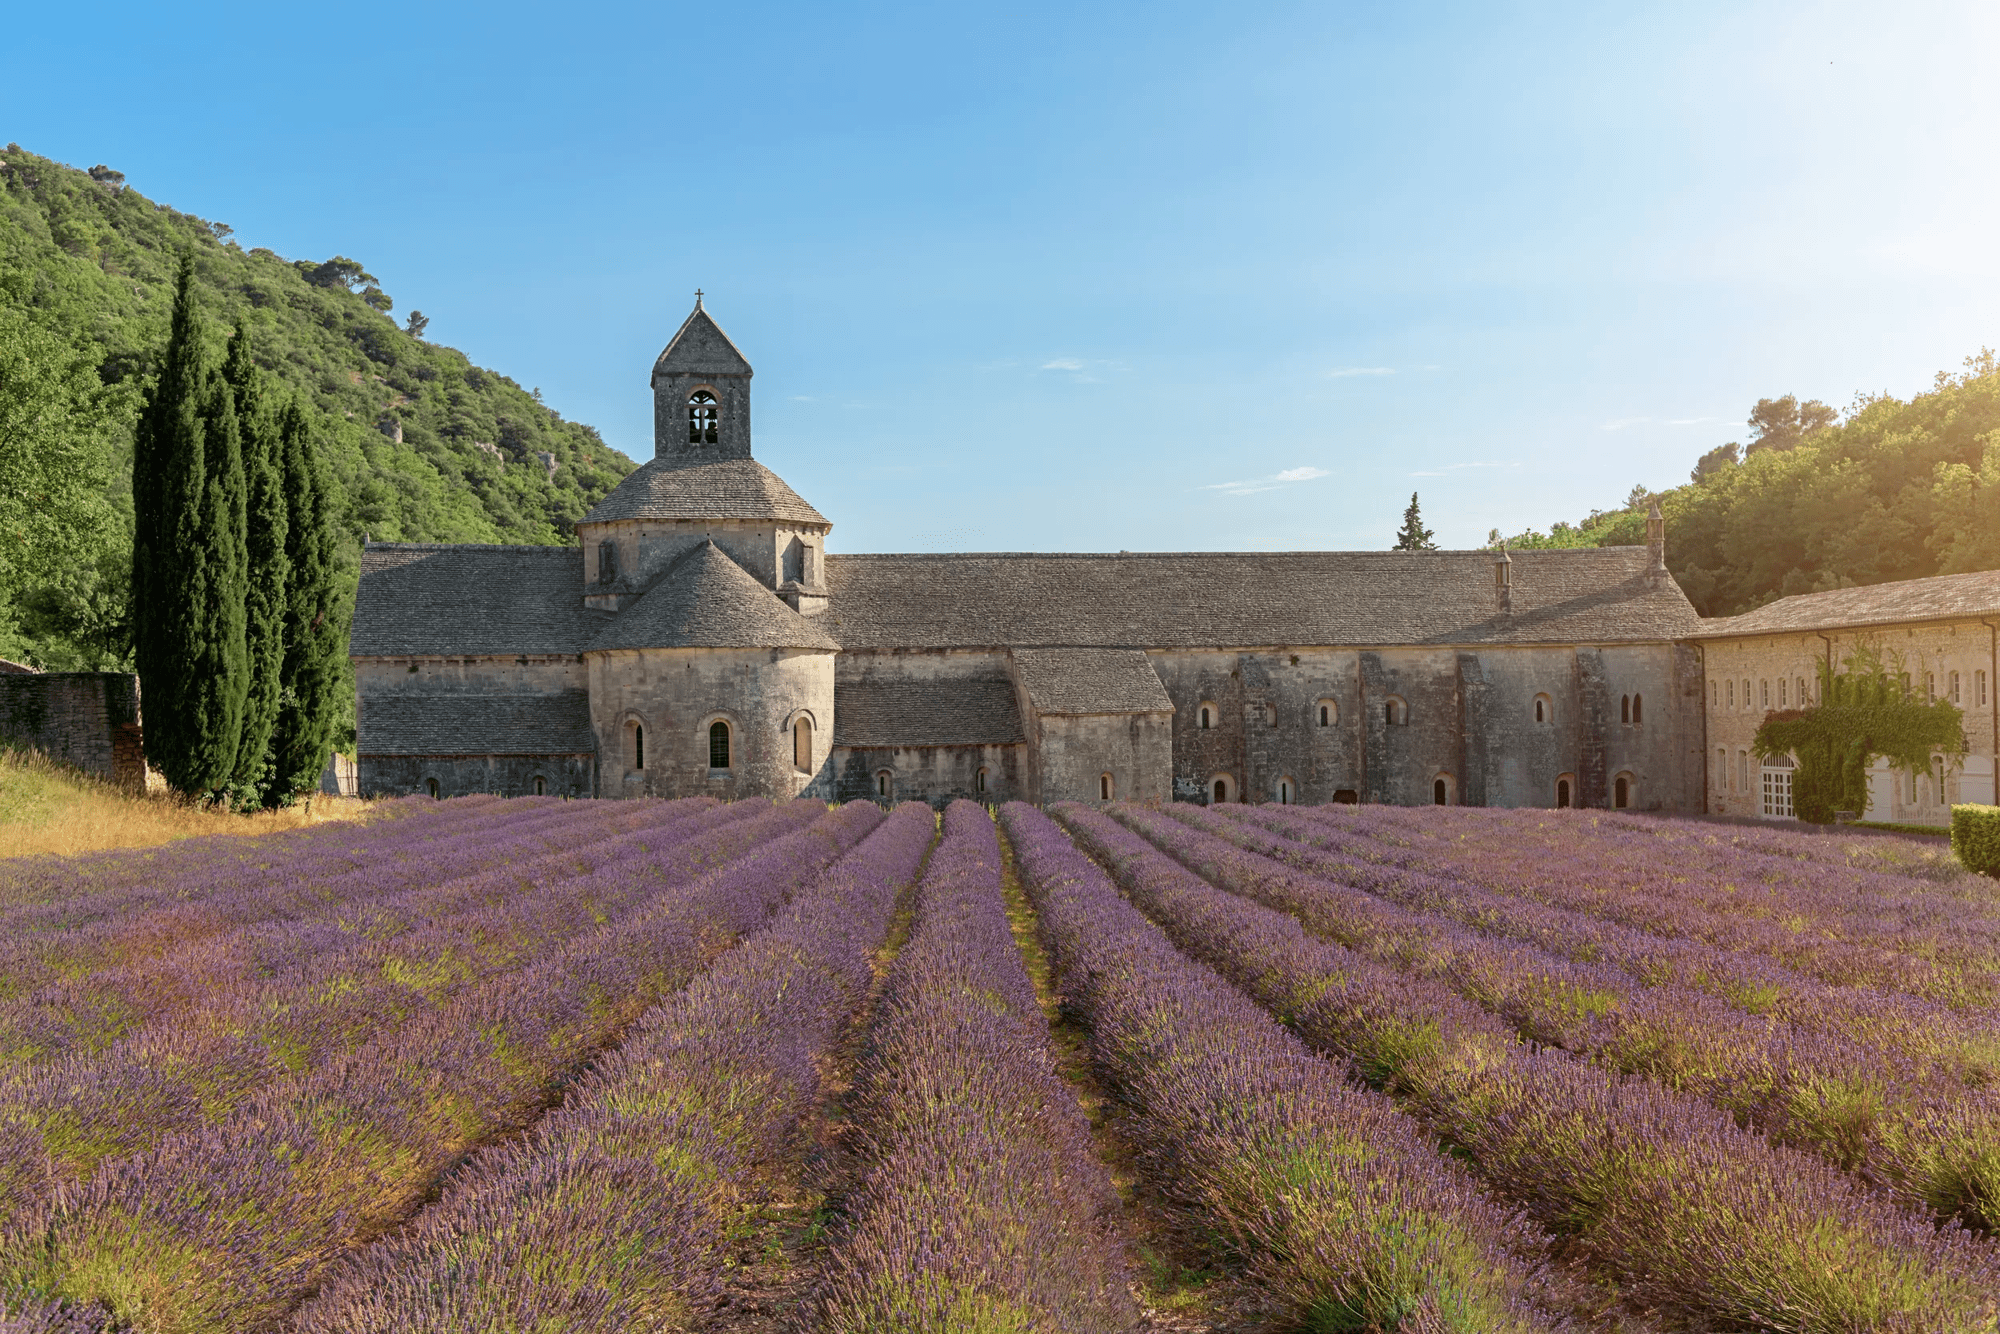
{"left": 830, "top": 742, "right": 1025, "bottom": 805}
{"left": 1030, "top": 712, "right": 1173, "bottom": 804}
{"left": 358, "top": 753, "right": 593, "bottom": 799}
{"left": 0, "top": 672, "right": 146, "bottom": 786}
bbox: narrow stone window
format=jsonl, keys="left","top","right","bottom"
{"left": 1384, "top": 697, "right": 1407, "bottom": 726}
{"left": 1319, "top": 704, "right": 1330, "bottom": 726}
{"left": 709, "top": 720, "right": 731, "bottom": 770}
{"left": 1778, "top": 678, "right": 1787, "bottom": 708}
{"left": 1718, "top": 747, "right": 1729, "bottom": 791}
{"left": 1534, "top": 697, "right": 1546, "bottom": 723}
{"left": 1632, "top": 693, "right": 1643, "bottom": 725}
{"left": 1760, "top": 680, "right": 1769, "bottom": 709}
{"left": 1727, "top": 679, "right": 1734, "bottom": 708}
{"left": 687, "top": 389, "right": 719, "bottom": 445}
{"left": 1926, "top": 672, "right": 1936, "bottom": 702}
{"left": 1434, "top": 777, "right": 1448, "bottom": 805}
{"left": 1614, "top": 775, "right": 1630, "bottom": 808}
{"left": 1277, "top": 778, "right": 1293, "bottom": 804}
{"left": 1950, "top": 671, "right": 1961, "bottom": 704}
{"left": 1100, "top": 773, "right": 1114, "bottom": 801}
{"left": 1742, "top": 678, "right": 1751, "bottom": 709}
{"left": 1798, "top": 676, "right": 1808, "bottom": 705}
{"left": 793, "top": 716, "right": 813, "bottom": 772}
{"left": 876, "top": 770, "right": 892, "bottom": 798}
{"left": 1980, "top": 670, "right": 1989, "bottom": 707}
{"left": 426, "top": 777, "right": 439, "bottom": 800}
{"left": 598, "top": 540, "right": 617, "bottom": 584}
{"left": 533, "top": 775, "right": 546, "bottom": 796}
{"left": 1711, "top": 680, "right": 1718, "bottom": 708}
{"left": 633, "top": 723, "right": 645, "bottom": 771}
{"left": 1556, "top": 777, "right": 1572, "bottom": 808}
{"left": 1738, "top": 750, "right": 1750, "bottom": 792}
{"left": 976, "top": 767, "right": 988, "bottom": 794}
{"left": 1199, "top": 705, "right": 1212, "bottom": 730}
{"left": 1620, "top": 695, "right": 1631, "bottom": 725}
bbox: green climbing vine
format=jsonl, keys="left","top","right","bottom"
{"left": 1754, "top": 643, "right": 1966, "bottom": 824}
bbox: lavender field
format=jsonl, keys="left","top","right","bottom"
{"left": 1, "top": 795, "right": 1996, "bottom": 1333}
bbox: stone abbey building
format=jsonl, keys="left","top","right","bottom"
{"left": 352, "top": 299, "right": 1720, "bottom": 810}
{"left": 353, "top": 300, "right": 2000, "bottom": 819}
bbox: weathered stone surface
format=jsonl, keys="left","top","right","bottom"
{"left": 0, "top": 672, "right": 146, "bottom": 786}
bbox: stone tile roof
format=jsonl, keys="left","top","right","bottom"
{"left": 589, "top": 540, "right": 840, "bottom": 652}
{"left": 834, "top": 675, "right": 1025, "bottom": 747}
{"left": 359, "top": 691, "right": 595, "bottom": 756}
{"left": 1012, "top": 648, "right": 1172, "bottom": 715}
{"left": 651, "top": 303, "right": 752, "bottom": 380}
{"left": 823, "top": 548, "right": 1699, "bottom": 649}
{"left": 578, "top": 456, "right": 828, "bottom": 527}
{"left": 1694, "top": 568, "right": 2000, "bottom": 639}
{"left": 353, "top": 544, "right": 603, "bottom": 657}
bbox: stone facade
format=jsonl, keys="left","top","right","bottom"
{"left": 1695, "top": 585, "right": 2000, "bottom": 824}
{"left": 0, "top": 671, "right": 147, "bottom": 786}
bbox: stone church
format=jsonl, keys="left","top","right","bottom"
{"left": 351, "top": 299, "right": 1713, "bottom": 809}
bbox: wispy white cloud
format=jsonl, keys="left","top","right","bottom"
{"left": 1201, "top": 465, "right": 1331, "bottom": 497}
{"left": 1040, "top": 358, "right": 1085, "bottom": 371}
{"left": 1325, "top": 366, "right": 1396, "bottom": 378}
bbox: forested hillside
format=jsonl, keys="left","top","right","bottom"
{"left": 1501, "top": 358, "right": 2000, "bottom": 617}
{"left": 0, "top": 145, "right": 634, "bottom": 672}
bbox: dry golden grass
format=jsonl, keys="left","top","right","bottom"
{"left": 0, "top": 747, "right": 374, "bottom": 860}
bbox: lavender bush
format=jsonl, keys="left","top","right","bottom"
{"left": 814, "top": 801, "right": 1139, "bottom": 1333}
{"left": 1003, "top": 803, "right": 1562, "bottom": 1333}
{"left": 289, "top": 801, "right": 936, "bottom": 1332}
{"left": 1057, "top": 803, "right": 2000, "bottom": 1332}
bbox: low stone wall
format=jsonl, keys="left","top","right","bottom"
{"left": 0, "top": 672, "right": 146, "bottom": 786}
{"left": 357, "top": 753, "right": 594, "bottom": 799}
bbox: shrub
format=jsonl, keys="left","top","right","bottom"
{"left": 1951, "top": 805, "right": 2000, "bottom": 877}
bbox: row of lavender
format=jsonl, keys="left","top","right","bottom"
{"left": 1156, "top": 801, "right": 2000, "bottom": 1233}
{"left": 0, "top": 799, "right": 877, "bottom": 1332}
{"left": 1315, "top": 803, "right": 2000, "bottom": 1006}
{"left": 1067, "top": 802, "right": 2000, "bottom": 1330}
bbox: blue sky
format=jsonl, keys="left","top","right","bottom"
{"left": 9, "top": 0, "right": 1999, "bottom": 553}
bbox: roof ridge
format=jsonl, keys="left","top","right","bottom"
{"left": 824, "top": 547, "right": 1648, "bottom": 561}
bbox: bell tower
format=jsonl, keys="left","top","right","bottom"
{"left": 650, "top": 293, "right": 754, "bottom": 461}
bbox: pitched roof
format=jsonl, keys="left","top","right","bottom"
{"left": 352, "top": 545, "right": 602, "bottom": 657}
{"left": 1693, "top": 568, "right": 2000, "bottom": 639}
{"left": 833, "top": 675, "right": 1025, "bottom": 747}
{"left": 578, "top": 455, "right": 829, "bottom": 527}
{"left": 651, "top": 303, "right": 752, "bottom": 380}
{"left": 589, "top": 540, "right": 840, "bottom": 652}
{"left": 822, "top": 548, "right": 1699, "bottom": 649}
{"left": 1013, "top": 648, "right": 1172, "bottom": 715}
{"left": 359, "top": 691, "right": 595, "bottom": 756}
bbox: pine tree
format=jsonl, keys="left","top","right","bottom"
{"left": 265, "top": 399, "right": 342, "bottom": 804}
{"left": 1393, "top": 491, "right": 1437, "bottom": 551}
{"left": 225, "top": 323, "right": 288, "bottom": 801}
{"left": 133, "top": 256, "right": 248, "bottom": 795}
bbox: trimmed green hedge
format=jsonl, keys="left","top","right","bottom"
{"left": 1951, "top": 805, "right": 2000, "bottom": 877}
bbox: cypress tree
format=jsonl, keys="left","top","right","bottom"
{"left": 224, "top": 323, "right": 289, "bottom": 801}
{"left": 266, "top": 400, "right": 342, "bottom": 804}
{"left": 132, "top": 255, "right": 248, "bottom": 796}
{"left": 1393, "top": 491, "right": 1437, "bottom": 551}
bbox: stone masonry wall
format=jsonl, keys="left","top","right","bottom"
{"left": 0, "top": 672, "right": 146, "bottom": 786}
{"left": 1031, "top": 712, "right": 1173, "bottom": 804}
{"left": 831, "top": 743, "right": 1026, "bottom": 805}
{"left": 359, "top": 753, "right": 593, "bottom": 800}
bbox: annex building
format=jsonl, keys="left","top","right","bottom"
{"left": 349, "top": 300, "right": 1997, "bottom": 823}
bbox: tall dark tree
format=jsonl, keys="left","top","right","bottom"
{"left": 132, "top": 255, "right": 249, "bottom": 796}
{"left": 224, "top": 323, "right": 288, "bottom": 800}
{"left": 1393, "top": 492, "right": 1437, "bottom": 551}
{"left": 265, "top": 400, "right": 342, "bottom": 804}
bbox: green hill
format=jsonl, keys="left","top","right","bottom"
{"left": 1500, "top": 359, "right": 2000, "bottom": 617}
{"left": 0, "top": 144, "right": 635, "bottom": 673}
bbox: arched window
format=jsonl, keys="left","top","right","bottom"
{"left": 793, "top": 716, "right": 813, "bottom": 772}
{"left": 1556, "top": 776, "right": 1572, "bottom": 809}
{"left": 1778, "top": 678, "right": 1787, "bottom": 708}
{"left": 1620, "top": 694, "right": 1631, "bottom": 725}
{"left": 1742, "top": 678, "right": 1751, "bottom": 710}
{"left": 1950, "top": 671, "right": 1961, "bottom": 705}
{"left": 1631, "top": 693, "right": 1643, "bottom": 725}
{"left": 426, "top": 777, "right": 439, "bottom": 800}
{"left": 1798, "top": 675, "right": 1809, "bottom": 706}
{"left": 1384, "top": 696, "right": 1407, "bottom": 726}
{"left": 632, "top": 722, "right": 645, "bottom": 771}
{"left": 1726, "top": 679, "right": 1734, "bottom": 708}
{"left": 1210, "top": 774, "right": 1233, "bottom": 804}
{"left": 1981, "top": 670, "right": 1990, "bottom": 707}
{"left": 687, "top": 389, "right": 718, "bottom": 445}
{"left": 1760, "top": 679, "right": 1770, "bottom": 709}
{"left": 1711, "top": 680, "right": 1719, "bottom": 708}
{"left": 533, "top": 775, "right": 545, "bottom": 796}
{"left": 1317, "top": 699, "right": 1337, "bottom": 727}
{"left": 1614, "top": 773, "right": 1632, "bottom": 809}
{"left": 1198, "top": 704, "right": 1213, "bottom": 730}
{"left": 976, "top": 767, "right": 988, "bottom": 794}
{"left": 709, "top": 720, "right": 730, "bottom": 770}
{"left": 597, "top": 540, "right": 617, "bottom": 584}
{"left": 1717, "top": 747, "right": 1729, "bottom": 791}
{"left": 1277, "top": 778, "right": 1293, "bottom": 805}
{"left": 1533, "top": 695, "right": 1549, "bottom": 724}
{"left": 1433, "top": 776, "right": 1450, "bottom": 805}
{"left": 1738, "top": 750, "right": 1750, "bottom": 793}
{"left": 876, "top": 770, "right": 893, "bottom": 798}
{"left": 1100, "top": 773, "right": 1114, "bottom": 801}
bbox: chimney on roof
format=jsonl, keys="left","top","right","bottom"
{"left": 1646, "top": 501, "right": 1667, "bottom": 579}
{"left": 1492, "top": 543, "right": 1513, "bottom": 616}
